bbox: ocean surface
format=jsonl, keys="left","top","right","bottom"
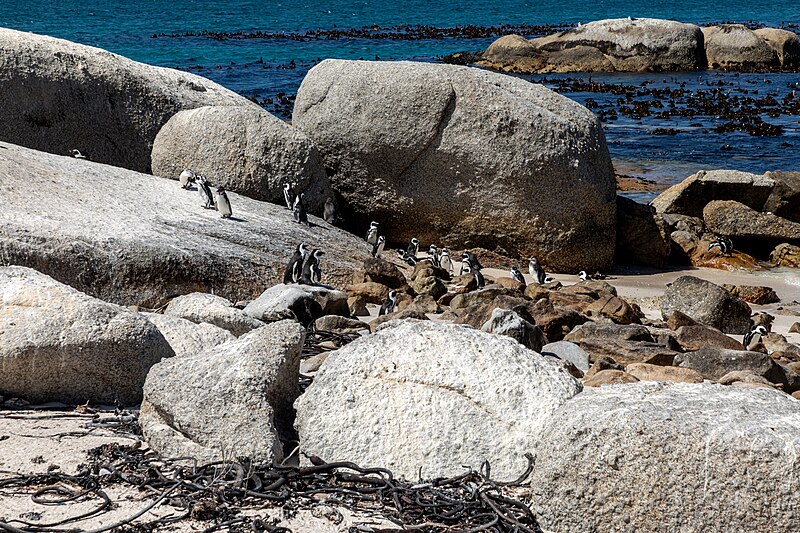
{"left": 2, "top": 0, "right": 799, "bottom": 198}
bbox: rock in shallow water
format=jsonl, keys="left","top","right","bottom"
{"left": 295, "top": 320, "right": 581, "bottom": 480}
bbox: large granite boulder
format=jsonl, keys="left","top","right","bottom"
{"left": 529, "top": 382, "right": 800, "bottom": 532}
{"left": 0, "top": 142, "right": 371, "bottom": 307}
{"left": 661, "top": 276, "right": 752, "bottom": 334}
{"left": 651, "top": 169, "right": 774, "bottom": 218}
{"left": 703, "top": 200, "right": 800, "bottom": 243}
{"left": 244, "top": 284, "right": 349, "bottom": 326}
{"left": 614, "top": 196, "right": 670, "bottom": 268}
{"left": 140, "top": 320, "right": 305, "bottom": 464}
{"left": 295, "top": 320, "right": 581, "bottom": 480}
{"left": 151, "top": 106, "right": 333, "bottom": 212}
{"left": 164, "top": 292, "right": 265, "bottom": 336}
{"left": 293, "top": 59, "right": 616, "bottom": 271}
{"left": 143, "top": 313, "right": 235, "bottom": 359}
{"left": 753, "top": 28, "right": 800, "bottom": 68}
{"left": 482, "top": 19, "right": 704, "bottom": 73}
{"left": 0, "top": 266, "right": 173, "bottom": 404}
{"left": 0, "top": 28, "right": 254, "bottom": 172}
{"left": 703, "top": 25, "right": 779, "bottom": 70}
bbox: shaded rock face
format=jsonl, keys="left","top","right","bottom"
{"left": 293, "top": 59, "right": 616, "bottom": 271}
{"left": 0, "top": 142, "right": 372, "bottom": 307}
{"left": 614, "top": 196, "right": 670, "bottom": 268}
{"left": 704, "top": 200, "right": 800, "bottom": 243}
{"left": 703, "top": 25, "right": 779, "bottom": 70}
{"left": 143, "top": 313, "right": 235, "bottom": 359}
{"left": 0, "top": 28, "right": 254, "bottom": 173}
{"left": 764, "top": 171, "right": 800, "bottom": 222}
{"left": 295, "top": 320, "right": 581, "bottom": 480}
{"left": 164, "top": 292, "right": 265, "bottom": 336}
{"left": 529, "top": 382, "right": 800, "bottom": 532}
{"left": 661, "top": 276, "right": 752, "bottom": 334}
{"left": 140, "top": 320, "right": 305, "bottom": 464}
{"left": 0, "top": 266, "right": 173, "bottom": 405}
{"left": 482, "top": 18, "right": 704, "bottom": 73}
{"left": 151, "top": 106, "right": 333, "bottom": 212}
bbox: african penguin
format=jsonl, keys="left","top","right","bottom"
{"left": 293, "top": 193, "right": 309, "bottom": 226}
{"left": 474, "top": 269, "right": 485, "bottom": 289}
{"left": 578, "top": 270, "right": 589, "bottom": 282}
{"left": 196, "top": 175, "right": 215, "bottom": 209}
{"left": 179, "top": 169, "right": 196, "bottom": 189}
{"left": 378, "top": 290, "right": 398, "bottom": 316}
{"left": 283, "top": 182, "right": 296, "bottom": 210}
{"left": 283, "top": 243, "right": 308, "bottom": 284}
{"left": 406, "top": 237, "right": 420, "bottom": 259}
{"left": 743, "top": 325, "right": 768, "bottom": 351}
{"left": 529, "top": 258, "right": 546, "bottom": 284}
{"left": 708, "top": 236, "right": 733, "bottom": 256}
{"left": 510, "top": 265, "right": 526, "bottom": 286}
{"left": 397, "top": 249, "right": 417, "bottom": 266}
{"left": 427, "top": 245, "right": 439, "bottom": 267}
{"left": 324, "top": 197, "right": 337, "bottom": 225}
{"left": 300, "top": 249, "right": 324, "bottom": 284}
{"left": 439, "top": 249, "right": 453, "bottom": 273}
{"left": 70, "top": 149, "right": 87, "bottom": 160}
{"left": 215, "top": 186, "right": 232, "bottom": 218}
{"left": 365, "top": 221, "right": 379, "bottom": 245}
{"left": 372, "top": 235, "right": 386, "bottom": 258}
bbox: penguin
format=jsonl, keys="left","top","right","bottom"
{"left": 578, "top": 270, "right": 589, "bottom": 282}
{"left": 70, "top": 149, "right": 87, "bottom": 160}
{"left": 708, "top": 236, "right": 733, "bottom": 256}
{"left": 179, "top": 169, "right": 196, "bottom": 190}
{"left": 196, "top": 175, "right": 215, "bottom": 209}
{"left": 439, "top": 249, "right": 453, "bottom": 273}
{"left": 378, "top": 290, "right": 398, "bottom": 316}
{"left": 283, "top": 243, "right": 308, "bottom": 284}
{"left": 510, "top": 265, "right": 527, "bottom": 287}
{"left": 460, "top": 254, "right": 471, "bottom": 275}
{"left": 372, "top": 235, "right": 386, "bottom": 258}
{"left": 592, "top": 271, "right": 608, "bottom": 280}
{"left": 215, "top": 186, "right": 232, "bottom": 218}
{"left": 529, "top": 258, "right": 546, "bottom": 284}
{"left": 397, "top": 249, "right": 417, "bottom": 266}
{"left": 365, "top": 221, "right": 379, "bottom": 245}
{"left": 743, "top": 325, "right": 768, "bottom": 351}
{"left": 300, "top": 249, "right": 324, "bottom": 284}
{"left": 406, "top": 238, "right": 420, "bottom": 259}
{"left": 474, "top": 269, "right": 485, "bottom": 289}
{"left": 283, "top": 182, "right": 296, "bottom": 210}
{"left": 293, "top": 193, "right": 309, "bottom": 226}
{"left": 427, "top": 245, "right": 439, "bottom": 267}
{"left": 460, "top": 251, "right": 482, "bottom": 274}
{"left": 323, "top": 197, "right": 337, "bottom": 225}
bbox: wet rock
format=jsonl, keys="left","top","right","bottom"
{"left": 584, "top": 369, "right": 639, "bottom": 387}
{"left": 144, "top": 313, "right": 235, "bottom": 358}
{"left": 295, "top": 320, "right": 581, "bottom": 480}
{"left": 244, "top": 284, "right": 349, "bottom": 326}
{"left": 675, "top": 325, "right": 746, "bottom": 352}
{"left": 579, "top": 338, "right": 678, "bottom": 366}
{"left": 704, "top": 200, "right": 800, "bottom": 243}
{"left": 353, "top": 258, "right": 409, "bottom": 289}
{"left": 754, "top": 28, "right": 800, "bottom": 68}
{"left": 0, "top": 28, "right": 254, "bottom": 172}
{"left": 0, "top": 142, "right": 372, "bottom": 307}
{"left": 625, "top": 362, "right": 703, "bottom": 383}
{"left": 674, "top": 346, "right": 784, "bottom": 383}
{"left": 541, "top": 341, "right": 590, "bottom": 374}
{"left": 770, "top": 243, "right": 800, "bottom": 267}
{"left": 722, "top": 284, "right": 779, "bottom": 305}
{"left": 164, "top": 292, "right": 265, "bottom": 336}
{"left": 703, "top": 25, "right": 779, "bottom": 70}
{"left": 481, "top": 308, "right": 548, "bottom": 351}
{"left": 0, "top": 267, "right": 174, "bottom": 405}
{"left": 615, "top": 196, "right": 671, "bottom": 268}
{"left": 141, "top": 320, "right": 305, "bottom": 464}
{"left": 346, "top": 282, "right": 390, "bottom": 304}
{"left": 651, "top": 169, "right": 774, "bottom": 218}
{"left": 293, "top": 59, "right": 616, "bottom": 272}
{"left": 529, "top": 382, "right": 800, "bottom": 532}
{"left": 661, "top": 276, "right": 752, "bottom": 334}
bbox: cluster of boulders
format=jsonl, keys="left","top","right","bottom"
{"left": 480, "top": 18, "right": 800, "bottom": 73}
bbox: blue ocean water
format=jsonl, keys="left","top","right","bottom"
{"left": 2, "top": 0, "right": 799, "bottom": 194}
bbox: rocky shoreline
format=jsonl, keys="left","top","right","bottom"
{"left": 1, "top": 24, "right": 800, "bottom": 533}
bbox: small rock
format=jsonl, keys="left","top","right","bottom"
{"left": 524, "top": 283, "right": 551, "bottom": 301}
{"left": 770, "top": 243, "right": 800, "bottom": 268}
{"left": 411, "top": 275, "right": 447, "bottom": 300}
{"left": 348, "top": 295, "right": 370, "bottom": 317}
{"left": 579, "top": 338, "right": 678, "bottom": 366}
{"left": 313, "top": 315, "right": 368, "bottom": 334}
{"left": 722, "top": 284, "right": 780, "bottom": 305}
{"left": 353, "top": 258, "right": 409, "bottom": 289}
{"left": 675, "top": 346, "right": 784, "bottom": 383}
{"left": 481, "top": 308, "right": 548, "bottom": 352}
{"left": 541, "top": 341, "right": 591, "bottom": 374}
{"left": 347, "top": 281, "right": 390, "bottom": 304}
{"left": 626, "top": 362, "right": 703, "bottom": 383}
{"left": 244, "top": 284, "right": 349, "bottom": 326}
{"left": 565, "top": 322, "right": 654, "bottom": 343}
{"left": 718, "top": 370, "right": 777, "bottom": 387}
{"left": 667, "top": 310, "right": 699, "bottom": 330}
{"left": 584, "top": 369, "right": 639, "bottom": 387}
{"left": 675, "top": 325, "right": 745, "bottom": 352}
{"left": 584, "top": 294, "right": 641, "bottom": 324}
{"left": 790, "top": 322, "right": 800, "bottom": 334}
{"left": 369, "top": 309, "right": 429, "bottom": 333}
{"left": 525, "top": 299, "right": 588, "bottom": 342}
{"left": 584, "top": 355, "right": 625, "bottom": 379}
{"left": 165, "top": 292, "right": 265, "bottom": 336}
{"left": 407, "top": 294, "right": 442, "bottom": 314}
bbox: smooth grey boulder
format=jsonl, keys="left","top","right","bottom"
{"left": 529, "top": 382, "right": 800, "bottom": 532}
{"left": 541, "top": 341, "right": 591, "bottom": 374}
{"left": 674, "top": 346, "right": 785, "bottom": 384}
{"left": 661, "top": 276, "right": 752, "bottom": 334}
{"left": 151, "top": 106, "right": 333, "bottom": 212}
{"left": 293, "top": 59, "right": 615, "bottom": 271}
{"left": 140, "top": 320, "right": 305, "bottom": 464}
{"left": 0, "top": 141, "right": 372, "bottom": 307}
{"left": 295, "top": 320, "right": 581, "bottom": 480}
{"left": 482, "top": 18, "right": 704, "bottom": 73}
{"left": 0, "top": 28, "right": 254, "bottom": 172}
{"left": 703, "top": 25, "right": 779, "bottom": 70}
{"left": 703, "top": 200, "right": 800, "bottom": 243}
{"left": 244, "top": 284, "right": 349, "bottom": 326}
{"left": 480, "top": 307, "right": 548, "bottom": 352}
{"left": 651, "top": 169, "right": 775, "bottom": 218}
{"left": 165, "top": 292, "right": 265, "bottom": 336}
{"left": 143, "top": 313, "right": 235, "bottom": 359}
{"left": 0, "top": 267, "right": 173, "bottom": 404}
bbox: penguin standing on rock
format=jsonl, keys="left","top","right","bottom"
{"left": 283, "top": 183, "right": 296, "bottom": 210}
{"left": 709, "top": 236, "right": 734, "bottom": 256}
{"left": 427, "top": 245, "right": 439, "bottom": 267}
{"left": 365, "top": 221, "right": 379, "bottom": 245}
{"left": 179, "top": 169, "right": 196, "bottom": 189}
{"left": 510, "top": 265, "right": 527, "bottom": 287}
{"left": 215, "top": 186, "right": 232, "bottom": 218}
{"left": 406, "top": 238, "right": 420, "bottom": 259}
{"left": 293, "top": 194, "right": 309, "bottom": 226}
{"left": 461, "top": 253, "right": 484, "bottom": 289}
{"left": 439, "top": 248, "right": 453, "bottom": 273}
{"left": 372, "top": 235, "right": 386, "bottom": 258}
{"left": 529, "top": 258, "right": 546, "bottom": 284}
{"left": 324, "top": 197, "right": 337, "bottom": 225}
{"left": 743, "top": 325, "right": 768, "bottom": 351}
{"left": 300, "top": 249, "right": 324, "bottom": 284}
{"left": 379, "top": 290, "right": 398, "bottom": 316}
{"left": 397, "top": 249, "right": 417, "bottom": 266}
{"left": 196, "top": 175, "right": 215, "bottom": 209}
{"left": 70, "top": 149, "right": 87, "bottom": 160}
{"left": 283, "top": 243, "right": 308, "bottom": 284}
{"left": 578, "top": 270, "right": 589, "bottom": 282}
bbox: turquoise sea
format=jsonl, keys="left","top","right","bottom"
{"left": 2, "top": 0, "right": 799, "bottom": 196}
